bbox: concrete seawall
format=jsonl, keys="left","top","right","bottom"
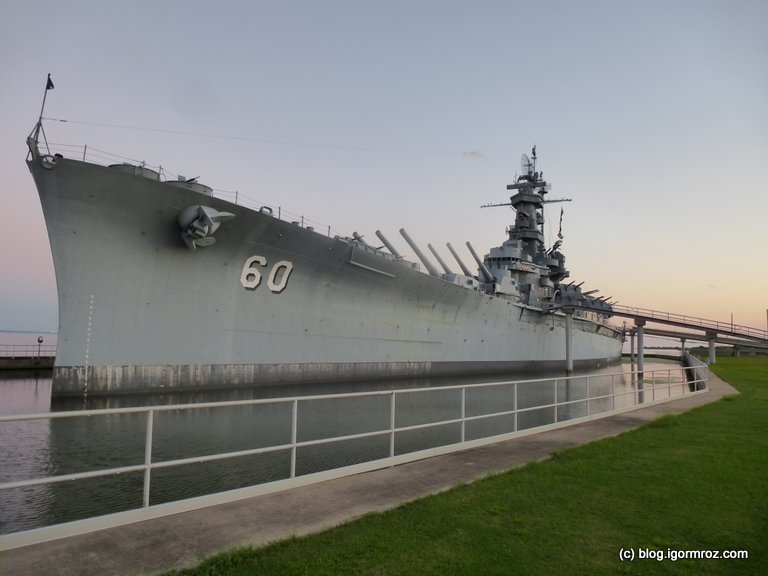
{"left": 0, "top": 356, "right": 54, "bottom": 370}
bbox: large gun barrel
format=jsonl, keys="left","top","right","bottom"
{"left": 375, "top": 230, "right": 403, "bottom": 259}
{"left": 446, "top": 242, "right": 473, "bottom": 276}
{"left": 466, "top": 241, "right": 495, "bottom": 283}
{"left": 400, "top": 228, "right": 440, "bottom": 277}
{"left": 427, "top": 243, "right": 454, "bottom": 275}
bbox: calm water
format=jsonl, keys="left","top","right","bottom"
{"left": 0, "top": 361, "right": 687, "bottom": 535}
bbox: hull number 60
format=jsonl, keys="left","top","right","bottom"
{"left": 240, "top": 255, "right": 294, "bottom": 293}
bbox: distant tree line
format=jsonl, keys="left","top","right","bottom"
{"left": 687, "top": 345, "right": 767, "bottom": 357}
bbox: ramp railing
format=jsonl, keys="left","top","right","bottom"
{"left": 0, "top": 366, "right": 707, "bottom": 550}
{"left": 608, "top": 304, "right": 768, "bottom": 340}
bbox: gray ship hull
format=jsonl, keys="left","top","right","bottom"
{"left": 28, "top": 156, "right": 622, "bottom": 396}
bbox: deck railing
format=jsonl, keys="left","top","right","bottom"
{"left": 40, "top": 140, "right": 344, "bottom": 239}
{"left": 0, "top": 365, "right": 707, "bottom": 549}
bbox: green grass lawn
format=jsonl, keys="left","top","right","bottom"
{"left": 165, "top": 357, "right": 767, "bottom": 575}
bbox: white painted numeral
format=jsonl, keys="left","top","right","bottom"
{"left": 240, "top": 255, "right": 267, "bottom": 290}
{"left": 267, "top": 260, "right": 294, "bottom": 293}
{"left": 240, "top": 255, "right": 294, "bottom": 293}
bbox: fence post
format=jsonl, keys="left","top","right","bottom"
{"left": 390, "top": 391, "right": 396, "bottom": 458}
{"left": 142, "top": 410, "right": 154, "bottom": 508}
{"left": 290, "top": 400, "right": 298, "bottom": 478}
{"left": 514, "top": 383, "right": 518, "bottom": 432}
{"left": 461, "top": 387, "right": 466, "bottom": 442}
{"left": 553, "top": 379, "right": 558, "bottom": 423}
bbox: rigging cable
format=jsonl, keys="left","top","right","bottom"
{"left": 42, "top": 117, "right": 476, "bottom": 156}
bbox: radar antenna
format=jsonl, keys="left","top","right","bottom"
{"left": 521, "top": 153, "right": 532, "bottom": 176}
{"left": 482, "top": 145, "right": 570, "bottom": 209}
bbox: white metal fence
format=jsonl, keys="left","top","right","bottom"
{"left": 0, "top": 364, "right": 707, "bottom": 550}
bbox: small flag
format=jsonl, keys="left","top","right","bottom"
{"left": 46, "top": 74, "right": 54, "bottom": 90}
{"left": 557, "top": 207, "right": 564, "bottom": 239}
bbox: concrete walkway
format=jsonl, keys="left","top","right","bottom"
{"left": 0, "top": 370, "right": 738, "bottom": 576}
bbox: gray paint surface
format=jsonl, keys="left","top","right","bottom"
{"left": 28, "top": 153, "right": 622, "bottom": 396}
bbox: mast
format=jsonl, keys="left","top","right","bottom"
{"left": 481, "top": 147, "right": 571, "bottom": 259}
{"left": 29, "top": 74, "right": 54, "bottom": 156}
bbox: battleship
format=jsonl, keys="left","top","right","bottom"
{"left": 26, "top": 114, "right": 623, "bottom": 396}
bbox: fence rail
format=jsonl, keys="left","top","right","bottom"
{"left": 0, "top": 344, "right": 57, "bottom": 358}
{"left": 0, "top": 365, "right": 708, "bottom": 549}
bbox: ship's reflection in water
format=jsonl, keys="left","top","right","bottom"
{"left": 1, "top": 362, "right": 684, "bottom": 534}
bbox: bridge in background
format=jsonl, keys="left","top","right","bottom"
{"left": 588, "top": 304, "right": 768, "bottom": 368}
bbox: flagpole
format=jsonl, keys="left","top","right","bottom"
{"left": 31, "top": 74, "right": 54, "bottom": 153}
{"left": 38, "top": 74, "right": 53, "bottom": 123}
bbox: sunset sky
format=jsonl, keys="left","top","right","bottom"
{"left": 1, "top": 0, "right": 766, "bottom": 335}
